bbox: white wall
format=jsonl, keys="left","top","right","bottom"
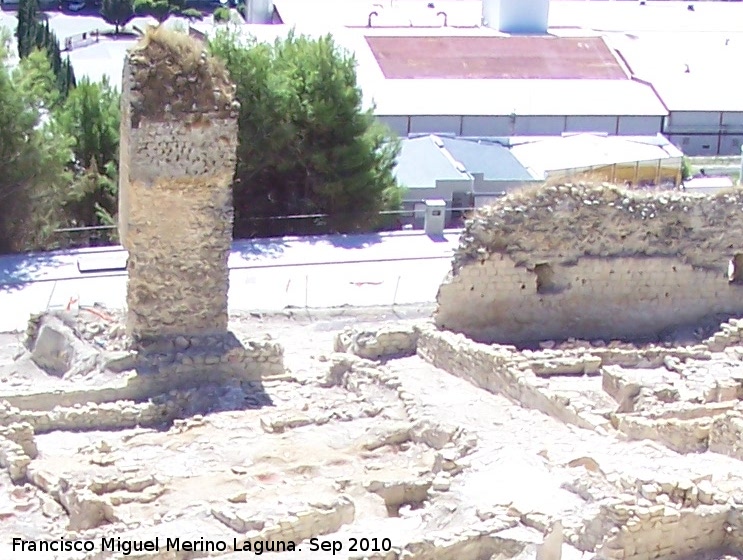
{"left": 513, "top": 116, "right": 566, "bottom": 135}
{"left": 409, "top": 116, "right": 461, "bottom": 135}
{"left": 721, "top": 112, "right": 743, "bottom": 133}
{"left": 565, "top": 116, "right": 617, "bottom": 135}
{"left": 378, "top": 114, "right": 663, "bottom": 138}
{"left": 401, "top": 179, "right": 473, "bottom": 204}
{"left": 617, "top": 116, "right": 663, "bottom": 135}
{"left": 665, "top": 111, "right": 722, "bottom": 133}
{"left": 378, "top": 116, "right": 409, "bottom": 136}
{"left": 461, "top": 116, "right": 513, "bottom": 136}
{"left": 718, "top": 135, "right": 743, "bottom": 156}
{"left": 668, "top": 134, "right": 719, "bottom": 156}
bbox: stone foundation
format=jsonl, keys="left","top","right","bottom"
{"left": 596, "top": 501, "right": 731, "bottom": 560}
{"left": 333, "top": 324, "right": 418, "bottom": 360}
{"left": 411, "top": 322, "right": 743, "bottom": 466}
{"left": 709, "top": 407, "right": 743, "bottom": 461}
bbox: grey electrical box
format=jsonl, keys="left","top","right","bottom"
{"left": 424, "top": 199, "right": 447, "bottom": 236}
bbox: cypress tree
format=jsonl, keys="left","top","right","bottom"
{"left": 16, "top": 0, "right": 39, "bottom": 58}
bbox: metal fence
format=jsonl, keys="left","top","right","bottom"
{"left": 54, "top": 207, "right": 478, "bottom": 247}
{"left": 63, "top": 29, "right": 101, "bottom": 52}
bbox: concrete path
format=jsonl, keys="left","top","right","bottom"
{"left": 0, "top": 230, "right": 461, "bottom": 332}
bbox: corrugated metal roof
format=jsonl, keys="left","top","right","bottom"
{"left": 366, "top": 36, "right": 627, "bottom": 80}
{"left": 372, "top": 79, "right": 668, "bottom": 117}
{"left": 549, "top": 1, "right": 743, "bottom": 33}
{"left": 439, "top": 137, "right": 538, "bottom": 181}
{"left": 508, "top": 134, "right": 684, "bottom": 176}
{"left": 395, "top": 135, "right": 471, "bottom": 188}
{"left": 646, "top": 75, "right": 743, "bottom": 112}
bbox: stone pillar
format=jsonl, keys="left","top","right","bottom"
{"left": 118, "top": 28, "right": 239, "bottom": 342}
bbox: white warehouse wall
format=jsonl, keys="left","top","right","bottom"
{"left": 718, "top": 135, "right": 743, "bottom": 156}
{"left": 409, "top": 116, "right": 462, "bottom": 135}
{"left": 668, "top": 135, "right": 719, "bottom": 156}
{"left": 565, "top": 116, "right": 617, "bottom": 135}
{"left": 665, "top": 111, "right": 722, "bottom": 134}
{"left": 377, "top": 115, "right": 664, "bottom": 138}
{"left": 461, "top": 116, "right": 513, "bottom": 136}
{"left": 617, "top": 116, "right": 663, "bottom": 135}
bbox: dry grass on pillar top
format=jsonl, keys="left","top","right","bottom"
{"left": 126, "top": 25, "right": 236, "bottom": 123}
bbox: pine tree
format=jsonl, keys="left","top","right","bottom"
{"left": 208, "top": 29, "right": 402, "bottom": 237}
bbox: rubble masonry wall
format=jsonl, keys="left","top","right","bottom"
{"left": 118, "top": 32, "right": 238, "bottom": 341}
{"left": 437, "top": 255, "right": 743, "bottom": 343}
{"left": 436, "top": 184, "right": 743, "bottom": 344}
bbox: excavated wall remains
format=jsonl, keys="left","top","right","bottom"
{"left": 435, "top": 183, "right": 743, "bottom": 344}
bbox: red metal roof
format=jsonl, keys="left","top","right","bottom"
{"left": 365, "top": 36, "right": 628, "bottom": 80}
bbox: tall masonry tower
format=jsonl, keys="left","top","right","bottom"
{"left": 118, "top": 28, "right": 240, "bottom": 342}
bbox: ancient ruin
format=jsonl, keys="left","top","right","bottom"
{"left": 112, "top": 26, "right": 283, "bottom": 384}
{"left": 436, "top": 184, "right": 743, "bottom": 344}
{"left": 3, "top": 28, "right": 743, "bottom": 560}
{"left": 118, "top": 25, "right": 238, "bottom": 342}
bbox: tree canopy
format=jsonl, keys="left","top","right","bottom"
{"left": 133, "top": 0, "right": 202, "bottom": 24}
{"left": 1, "top": 25, "right": 405, "bottom": 253}
{"left": 208, "top": 29, "right": 402, "bottom": 237}
{"left": 0, "top": 44, "right": 74, "bottom": 252}
{"left": 15, "top": 0, "right": 75, "bottom": 97}
{"left": 56, "top": 76, "right": 121, "bottom": 240}
{"left": 0, "top": 28, "right": 120, "bottom": 252}
{"left": 100, "top": 0, "right": 135, "bottom": 34}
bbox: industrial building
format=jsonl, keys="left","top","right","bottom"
{"left": 611, "top": 31, "right": 743, "bottom": 156}
{"left": 5, "top": 0, "right": 743, "bottom": 156}
{"left": 392, "top": 133, "right": 684, "bottom": 228}
{"left": 271, "top": 0, "right": 668, "bottom": 139}
{"left": 268, "top": 0, "right": 743, "bottom": 156}
{"left": 394, "top": 134, "right": 541, "bottom": 226}
{"left": 507, "top": 134, "right": 685, "bottom": 188}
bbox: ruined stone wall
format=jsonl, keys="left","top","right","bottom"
{"left": 728, "top": 506, "right": 743, "bottom": 552}
{"left": 709, "top": 407, "right": 743, "bottom": 461}
{"left": 118, "top": 29, "right": 239, "bottom": 341}
{"left": 597, "top": 502, "right": 730, "bottom": 560}
{"left": 415, "top": 323, "right": 743, "bottom": 461}
{"left": 436, "top": 184, "right": 743, "bottom": 344}
{"left": 415, "top": 325, "right": 609, "bottom": 431}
